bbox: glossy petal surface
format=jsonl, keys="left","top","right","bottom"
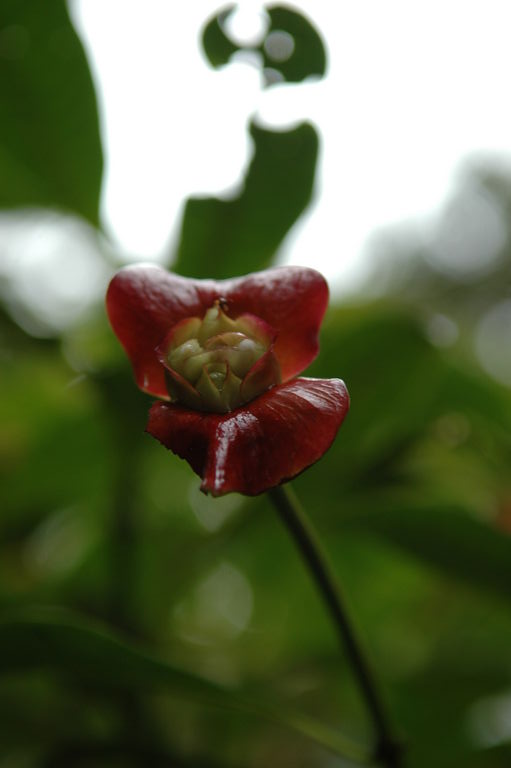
{"left": 106, "top": 265, "right": 328, "bottom": 398}
{"left": 146, "top": 378, "right": 349, "bottom": 496}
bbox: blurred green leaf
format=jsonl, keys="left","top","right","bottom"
{"left": 310, "top": 301, "right": 511, "bottom": 482}
{"left": 0, "top": 346, "right": 109, "bottom": 528}
{"left": 0, "top": 0, "right": 103, "bottom": 224}
{"left": 201, "top": 5, "right": 237, "bottom": 68}
{"left": 263, "top": 5, "right": 327, "bottom": 83}
{"left": 298, "top": 301, "right": 511, "bottom": 604}
{"left": 202, "top": 5, "right": 326, "bottom": 86}
{"left": 0, "top": 611, "right": 370, "bottom": 763}
{"left": 308, "top": 303, "right": 443, "bottom": 483}
{"left": 342, "top": 503, "right": 511, "bottom": 603}
{"left": 173, "top": 121, "right": 318, "bottom": 279}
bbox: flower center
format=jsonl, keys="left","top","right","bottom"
{"left": 158, "top": 300, "right": 281, "bottom": 413}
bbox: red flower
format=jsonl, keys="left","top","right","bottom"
{"left": 106, "top": 265, "right": 349, "bottom": 496}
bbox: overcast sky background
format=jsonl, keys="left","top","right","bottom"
{"left": 69, "top": 0, "right": 511, "bottom": 291}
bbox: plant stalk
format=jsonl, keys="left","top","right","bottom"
{"left": 268, "top": 484, "right": 402, "bottom": 768}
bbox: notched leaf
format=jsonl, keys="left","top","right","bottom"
{"left": 201, "top": 4, "right": 326, "bottom": 86}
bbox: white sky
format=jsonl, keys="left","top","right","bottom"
{"left": 70, "top": 0, "right": 511, "bottom": 290}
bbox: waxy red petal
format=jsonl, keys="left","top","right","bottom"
{"left": 106, "top": 265, "right": 328, "bottom": 398}
{"left": 146, "top": 378, "right": 349, "bottom": 496}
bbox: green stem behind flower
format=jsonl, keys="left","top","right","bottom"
{"left": 268, "top": 484, "right": 403, "bottom": 768}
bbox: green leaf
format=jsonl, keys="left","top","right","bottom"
{"left": 263, "top": 5, "right": 327, "bottom": 84}
{"left": 310, "top": 302, "right": 511, "bottom": 483}
{"left": 0, "top": 0, "right": 103, "bottom": 224}
{"left": 201, "top": 5, "right": 237, "bottom": 69}
{"left": 173, "top": 121, "right": 318, "bottom": 279}
{"left": 300, "top": 301, "right": 511, "bottom": 603}
{"left": 201, "top": 5, "right": 326, "bottom": 86}
{"left": 343, "top": 503, "right": 511, "bottom": 603}
{"left": 0, "top": 610, "right": 371, "bottom": 763}
{"left": 308, "top": 304, "right": 443, "bottom": 482}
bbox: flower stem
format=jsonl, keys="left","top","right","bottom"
{"left": 268, "top": 484, "right": 402, "bottom": 768}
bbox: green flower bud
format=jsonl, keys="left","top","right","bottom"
{"left": 161, "top": 301, "right": 281, "bottom": 412}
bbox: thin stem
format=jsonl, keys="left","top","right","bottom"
{"left": 268, "top": 484, "right": 402, "bottom": 768}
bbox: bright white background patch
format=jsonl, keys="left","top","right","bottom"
{"left": 70, "top": 0, "right": 511, "bottom": 289}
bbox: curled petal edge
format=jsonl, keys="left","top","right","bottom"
{"left": 146, "top": 377, "right": 349, "bottom": 496}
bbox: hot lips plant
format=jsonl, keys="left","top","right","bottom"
{"left": 106, "top": 264, "right": 349, "bottom": 496}
{"left": 106, "top": 265, "right": 401, "bottom": 767}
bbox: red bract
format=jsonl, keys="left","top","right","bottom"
{"left": 106, "top": 265, "right": 349, "bottom": 496}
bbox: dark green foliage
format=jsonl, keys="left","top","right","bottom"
{"left": 1, "top": 3, "right": 511, "bottom": 767}
{"left": 173, "top": 121, "right": 318, "bottom": 279}
{"left": 201, "top": 5, "right": 238, "bottom": 69}
{"left": 0, "top": 0, "right": 103, "bottom": 223}
{"left": 202, "top": 4, "right": 326, "bottom": 85}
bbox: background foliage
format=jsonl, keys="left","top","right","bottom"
{"left": 1, "top": 2, "right": 511, "bottom": 767}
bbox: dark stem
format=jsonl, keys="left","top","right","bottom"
{"left": 268, "top": 484, "right": 402, "bottom": 768}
